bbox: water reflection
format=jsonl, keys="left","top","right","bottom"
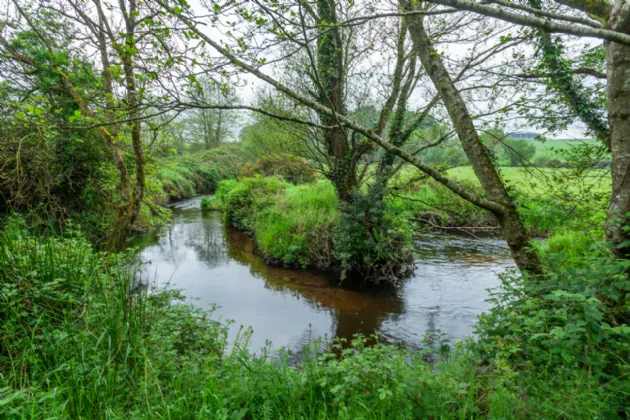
{"left": 132, "top": 197, "right": 515, "bottom": 353}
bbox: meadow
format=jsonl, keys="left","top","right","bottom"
{"left": 447, "top": 166, "right": 611, "bottom": 194}
{"left": 532, "top": 139, "right": 600, "bottom": 161}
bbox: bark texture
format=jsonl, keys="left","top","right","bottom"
{"left": 606, "top": 0, "right": 630, "bottom": 258}
{"left": 317, "top": 0, "right": 354, "bottom": 202}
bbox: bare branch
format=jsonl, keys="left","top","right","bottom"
{"left": 421, "top": 0, "right": 630, "bottom": 45}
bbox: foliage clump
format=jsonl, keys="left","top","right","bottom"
{"left": 240, "top": 153, "right": 318, "bottom": 184}
{"left": 475, "top": 251, "right": 630, "bottom": 415}
{"left": 217, "top": 176, "right": 337, "bottom": 267}
{"left": 216, "top": 177, "right": 414, "bottom": 283}
{"left": 157, "top": 144, "right": 246, "bottom": 202}
{"left": 332, "top": 184, "right": 414, "bottom": 284}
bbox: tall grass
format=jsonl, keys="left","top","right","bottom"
{"left": 0, "top": 221, "right": 225, "bottom": 417}
{"left": 217, "top": 177, "right": 338, "bottom": 267}
{"left": 255, "top": 181, "right": 338, "bottom": 267}
{"left": 1, "top": 220, "right": 624, "bottom": 418}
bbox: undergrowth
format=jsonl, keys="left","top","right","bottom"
{"left": 1, "top": 219, "right": 627, "bottom": 418}
{"left": 156, "top": 144, "right": 246, "bottom": 202}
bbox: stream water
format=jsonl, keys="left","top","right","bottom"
{"left": 132, "top": 197, "right": 515, "bottom": 353}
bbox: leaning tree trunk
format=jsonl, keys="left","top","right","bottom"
{"left": 404, "top": 7, "right": 542, "bottom": 275}
{"left": 605, "top": 1, "right": 630, "bottom": 258}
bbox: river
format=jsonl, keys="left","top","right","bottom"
{"left": 131, "top": 197, "right": 515, "bottom": 353}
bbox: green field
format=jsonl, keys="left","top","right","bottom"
{"left": 447, "top": 166, "right": 611, "bottom": 195}
{"left": 532, "top": 139, "right": 600, "bottom": 161}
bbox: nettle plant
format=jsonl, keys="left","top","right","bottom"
{"left": 475, "top": 256, "right": 630, "bottom": 384}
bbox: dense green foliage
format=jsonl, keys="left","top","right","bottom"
{"left": 332, "top": 184, "right": 414, "bottom": 282}
{"left": 240, "top": 153, "right": 319, "bottom": 184}
{"left": 156, "top": 144, "right": 247, "bottom": 202}
{"left": 217, "top": 176, "right": 338, "bottom": 268}
{"left": 216, "top": 177, "right": 414, "bottom": 281}
{"left": 1, "top": 221, "right": 627, "bottom": 418}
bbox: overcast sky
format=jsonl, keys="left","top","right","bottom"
{"left": 188, "top": 0, "right": 597, "bottom": 140}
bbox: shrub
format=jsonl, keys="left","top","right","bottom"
{"left": 333, "top": 184, "right": 414, "bottom": 284}
{"left": 387, "top": 178, "right": 496, "bottom": 229}
{"left": 475, "top": 255, "right": 630, "bottom": 414}
{"left": 533, "top": 154, "right": 553, "bottom": 168}
{"left": 240, "top": 153, "right": 318, "bottom": 184}
{"left": 200, "top": 195, "right": 215, "bottom": 211}
{"left": 156, "top": 144, "right": 247, "bottom": 202}
{"left": 501, "top": 138, "right": 537, "bottom": 166}
{"left": 219, "top": 175, "right": 290, "bottom": 230}
{"left": 218, "top": 177, "right": 414, "bottom": 278}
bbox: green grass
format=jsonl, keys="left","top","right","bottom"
{"left": 532, "top": 139, "right": 600, "bottom": 161}
{"left": 447, "top": 166, "right": 611, "bottom": 195}
{"left": 217, "top": 177, "right": 338, "bottom": 267}
{"left": 1, "top": 220, "right": 626, "bottom": 418}
{"left": 255, "top": 181, "right": 338, "bottom": 266}
{"left": 385, "top": 165, "right": 608, "bottom": 237}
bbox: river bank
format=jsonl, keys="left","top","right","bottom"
{"left": 210, "top": 175, "right": 605, "bottom": 284}
{"left": 2, "top": 215, "right": 625, "bottom": 418}
{"left": 133, "top": 197, "right": 514, "bottom": 353}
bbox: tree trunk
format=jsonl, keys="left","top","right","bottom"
{"left": 215, "top": 110, "right": 223, "bottom": 146}
{"left": 317, "top": 0, "right": 353, "bottom": 202}
{"left": 108, "top": 0, "right": 145, "bottom": 251}
{"left": 202, "top": 110, "right": 211, "bottom": 150}
{"left": 404, "top": 7, "right": 542, "bottom": 275}
{"left": 606, "top": 2, "right": 630, "bottom": 258}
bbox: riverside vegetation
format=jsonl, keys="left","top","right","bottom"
{"left": 2, "top": 0, "right": 630, "bottom": 417}
{"left": 2, "top": 129, "right": 627, "bottom": 418}
{"left": 2, "top": 148, "right": 629, "bottom": 417}
{"left": 1, "top": 216, "right": 629, "bottom": 418}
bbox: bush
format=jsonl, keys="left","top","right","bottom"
{"left": 217, "top": 177, "right": 416, "bottom": 280}
{"left": 156, "top": 144, "right": 246, "bottom": 202}
{"left": 200, "top": 195, "right": 216, "bottom": 211}
{"left": 333, "top": 184, "right": 414, "bottom": 284}
{"left": 501, "top": 138, "right": 537, "bottom": 166}
{"left": 218, "top": 175, "right": 290, "bottom": 230}
{"left": 387, "top": 178, "right": 496, "bottom": 229}
{"left": 475, "top": 255, "right": 630, "bottom": 415}
{"left": 240, "top": 153, "right": 318, "bottom": 184}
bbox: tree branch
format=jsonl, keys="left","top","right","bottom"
{"left": 156, "top": 0, "right": 507, "bottom": 214}
{"left": 421, "top": 0, "right": 630, "bottom": 45}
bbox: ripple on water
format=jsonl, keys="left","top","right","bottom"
{"left": 131, "top": 196, "right": 516, "bottom": 354}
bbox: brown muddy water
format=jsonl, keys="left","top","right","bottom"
{"left": 132, "top": 197, "right": 515, "bottom": 353}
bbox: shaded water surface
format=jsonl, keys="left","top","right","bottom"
{"left": 132, "top": 197, "right": 515, "bottom": 352}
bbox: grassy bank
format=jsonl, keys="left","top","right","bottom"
{"left": 215, "top": 177, "right": 339, "bottom": 268}
{"left": 1, "top": 221, "right": 627, "bottom": 418}
{"left": 155, "top": 144, "right": 246, "bottom": 203}
{"left": 212, "top": 171, "right": 608, "bottom": 276}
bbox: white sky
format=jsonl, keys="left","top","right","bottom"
{"left": 188, "top": 0, "right": 600, "bottom": 140}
